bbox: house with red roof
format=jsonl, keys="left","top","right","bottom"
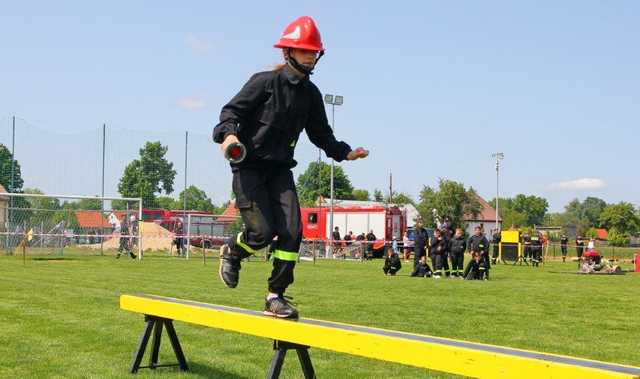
{"left": 217, "top": 200, "right": 239, "bottom": 224}
{"left": 463, "top": 194, "right": 502, "bottom": 236}
{"left": 74, "top": 210, "right": 113, "bottom": 241}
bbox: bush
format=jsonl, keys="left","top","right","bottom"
{"left": 546, "top": 231, "right": 561, "bottom": 242}
{"left": 585, "top": 228, "right": 598, "bottom": 239}
{"left": 607, "top": 229, "right": 630, "bottom": 247}
{"left": 520, "top": 226, "right": 534, "bottom": 236}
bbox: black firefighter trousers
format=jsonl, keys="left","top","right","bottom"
{"left": 227, "top": 167, "right": 302, "bottom": 295}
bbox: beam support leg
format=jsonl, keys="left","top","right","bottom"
{"left": 267, "top": 340, "right": 315, "bottom": 379}
{"left": 148, "top": 318, "right": 163, "bottom": 369}
{"left": 164, "top": 319, "right": 189, "bottom": 371}
{"left": 130, "top": 316, "right": 155, "bottom": 374}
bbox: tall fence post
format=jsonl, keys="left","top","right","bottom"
{"left": 100, "top": 123, "right": 106, "bottom": 256}
{"left": 186, "top": 214, "right": 191, "bottom": 260}
{"left": 183, "top": 131, "right": 188, "bottom": 259}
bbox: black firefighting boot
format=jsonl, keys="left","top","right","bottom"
{"left": 218, "top": 244, "right": 251, "bottom": 288}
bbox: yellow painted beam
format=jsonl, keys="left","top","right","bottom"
{"left": 120, "top": 294, "right": 640, "bottom": 379}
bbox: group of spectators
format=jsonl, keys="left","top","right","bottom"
{"left": 384, "top": 220, "right": 492, "bottom": 280}
{"left": 330, "top": 219, "right": 607, "bottom": 279}
{"left": 331, "top": 227, "right": 378, "bottom": 259}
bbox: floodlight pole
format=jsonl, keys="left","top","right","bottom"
{"left": 324, "top": 94, "right": 342, "bottom": 257}
{"left": 330, "top": 102, "right": 335, "bottom": 252}
{"left": 184, "top": 131, "right": 188, "bottom": 259}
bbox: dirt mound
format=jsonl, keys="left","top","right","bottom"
{"left": 87, "top": 222, "right": 174, "bottom": 251}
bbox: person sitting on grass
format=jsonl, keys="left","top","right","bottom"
{"left": 383, "top": 248, "right": 402, "bottom": 276}
{"left": 463, "top": 250, "right": 486, "bottom": 280}
{"left": 468, "top": 225, "right": 490, "bottom": 279}
{"left": 410, "top": 255, "right": 433, "bottom": 278}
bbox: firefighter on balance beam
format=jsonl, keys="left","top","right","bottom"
{"left": 213, "top": 16, "right": 368, "bottom": 319}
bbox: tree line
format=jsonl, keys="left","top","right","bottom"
{"left": 2, "top": 142, "right": 639, "bottom": 246}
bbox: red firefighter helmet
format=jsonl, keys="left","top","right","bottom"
{"left": 274, "top": 16, "right": 324, "bottom": 52}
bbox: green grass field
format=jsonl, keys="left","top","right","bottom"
{"left": 1, "top": 251, "right": 639, "bottom": 378}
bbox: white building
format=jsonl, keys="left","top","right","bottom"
{"left": 463, "top": 194, "right": 502, "bottom": 236}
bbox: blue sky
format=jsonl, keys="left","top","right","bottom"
{"left": 1, "top": 1, "right": 638, "bottom": 211}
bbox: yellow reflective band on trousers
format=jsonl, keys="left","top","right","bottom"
{"left": 236, "top": 232, "right": 259, "bottom": 254}
{"left": 272, "top": 249, "right": 298, "bottom": 261}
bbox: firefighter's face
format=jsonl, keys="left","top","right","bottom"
{"left": 289, "top": 48, "right": 318, "bottom": 67}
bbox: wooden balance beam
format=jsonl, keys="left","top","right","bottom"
{"left": 120, "top": 294, "right": 640, "bottom": 379}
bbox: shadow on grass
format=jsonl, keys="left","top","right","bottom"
{"left": 125, "top": 362, "right": 245, "bottom": 378}
{"left": 31, "top": 257, "right": 78, "bottom": 261}
{"left": 185, "top": 362, "right": 246, "bottom": 379}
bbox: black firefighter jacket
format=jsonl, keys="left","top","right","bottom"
{"left": 213, "top": 66, "right": 352, "bottom": 170}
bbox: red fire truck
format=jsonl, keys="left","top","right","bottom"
{"left": 300, "top": 205, "right": 406, "bottom": 244}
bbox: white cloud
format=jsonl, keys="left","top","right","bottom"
{"left": 177, "top": 97, "right": 206, "bottom": 111}
{"left": 548, "top": 178, "right": 607, "bottom": 191}
{"left": 185, "top": 33, "right": 211, "bottom": 53}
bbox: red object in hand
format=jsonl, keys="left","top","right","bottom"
{"left": 635, "top": 254, "right": 640, "bottom": 273}
{"left": 229, "top": 146, "right": 242, "bottom": 158}
{"left": 224, "top": 142, "right": 246, "bottom": 163}
{"left": 354, "top": 147, "right": 369, "bottom": 158}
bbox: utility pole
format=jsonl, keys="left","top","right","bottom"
{"left": 491, "top": 152, "right": 504, "bottom": 232}
{"left": 100, "top": 123, "right": 106, "bottom": 256}
{"left": 388, "top": 172, "right": 393, "bottom": 206}
{"left": 10, "top": 116, "right": 15, "bottom": 193}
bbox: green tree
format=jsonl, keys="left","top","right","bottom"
{"left": 18, "top": 188, "right": 82, "bottom": 230}
{"left": 511, "top": 194, "right": 549, "bottom": 226}
{"left": 585, "top": 227, "right": 598, "bottom": 239}
{"left": 492, "top": 195, "right": 548, "bottom": 228}
{"left": 561, "top": 199, "right": 591, "bottom": 235}
{"left": 178, "top": 186, "right": 217, "bottom": 213}
{"left": 581, "top": 197, "right": 608, "bottom": 227}
{"left": 416, "top": 179, "right": 481, "bottom": 229}
{"left": 492, "top": 198, "right": 522, "bottom": 228}
{"left": 60, "top": 198, "right": 102, "bottom": 211}
{"left": 388, "top": 192, "right": 414, "bottom": 205}
{"left": 503, "top": 209, "right": 528, "bottom": 229}
{"left": 564, "top": 197, "right": 608, "bottom": 229}
{"left": 373, "top": 189, "right": 384, "bottom": 202}
{"left": 599, "top": 202, "right": 640, "bottom": 235}
{"left": 117, "top": 142, "right": 177, "bottom": 207}
{"left": 0, "top": 144, "right": 24, "bottom": 192}
{"left": 156, "top": 196, "right": 179, "bottom": 210}
{"left": 296, "top": 161, "right": 354, "bottom": 206}
{"left": 351, "top": 189, "right": 370, "bottom": 201}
